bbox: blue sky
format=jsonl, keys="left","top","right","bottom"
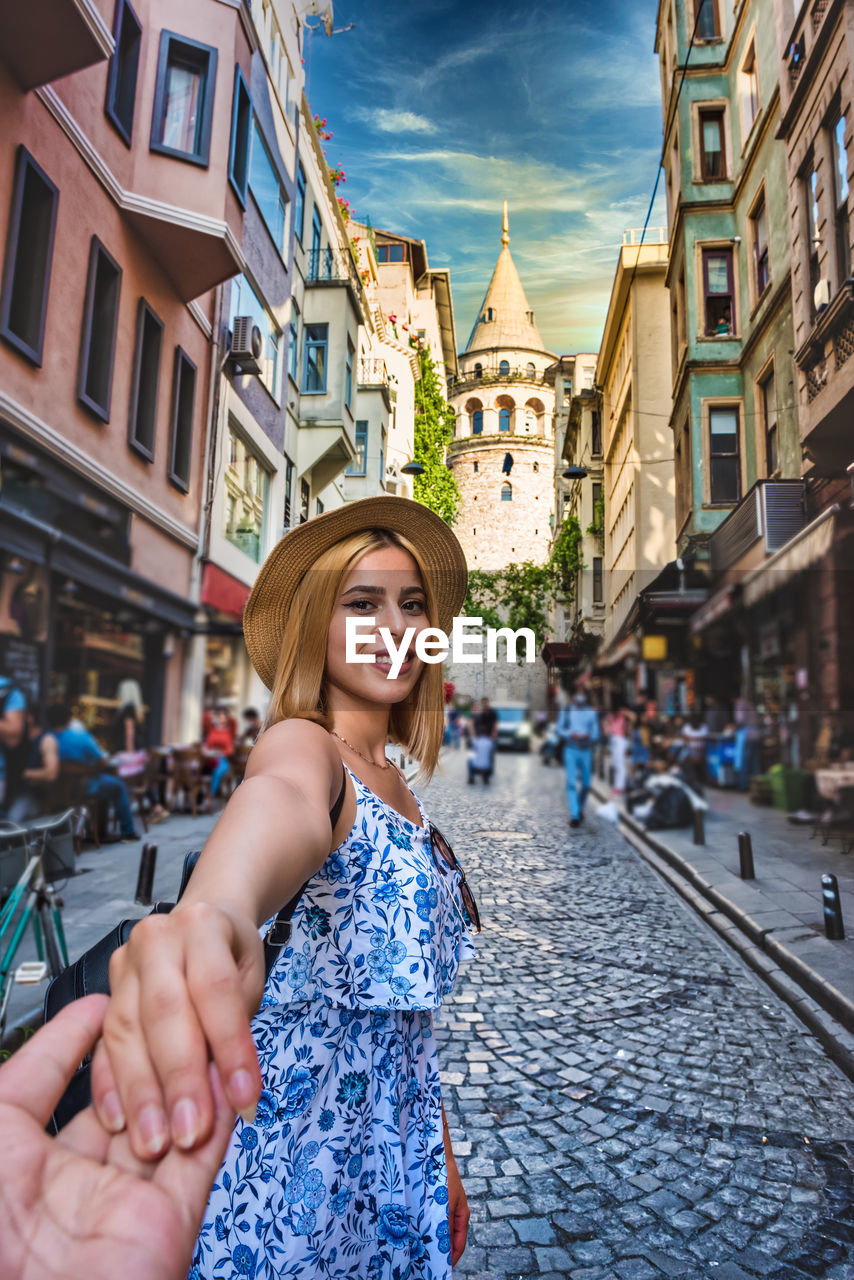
{"left": 305, "top": 0, "right": 666, "bottom": 356}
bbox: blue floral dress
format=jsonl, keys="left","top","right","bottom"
{"left": 191, "top": 763, "right": 476, "bottom": 1280}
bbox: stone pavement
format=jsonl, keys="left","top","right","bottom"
{"left": 423, "top": 748, "right": 854, "bottom": 1279}
{"left": 588, "top": 776, "right": 854, "bottom": 1077}
{"left": 4, "top": 807, "right": 222, "bottom": 1035}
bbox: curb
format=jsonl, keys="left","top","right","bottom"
{"left": 592, "top": 780, "right": 854, "bottom": 1084}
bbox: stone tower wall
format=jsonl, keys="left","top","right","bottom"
{"left": 447, "top": 436, "right": 555, "bottom": 571}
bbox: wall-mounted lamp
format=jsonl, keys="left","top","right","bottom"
{"left": 401, "top": 460, "right": 424, "bottom": 476}
{"left": 563, "top": 465, "right": 588, "bottom": 480}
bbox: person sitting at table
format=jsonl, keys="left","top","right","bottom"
{"left": 4, "top": 709, "right": 59, "bottom": 823}
{"left": 202, "top": 707, "right": 235, "bottom": 798}
{"left": 238, "top": 706, "right": 261, "bottom": 746}
{"left": 47, "top": 703, "right": 139, "bottom": 842}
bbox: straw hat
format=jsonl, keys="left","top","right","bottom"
{"left": 243, "top": 496, "right": 469, "bottom": 688}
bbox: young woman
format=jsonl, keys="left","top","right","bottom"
{"left": 90, "top": 496, "right": 477, "bottom": 1279}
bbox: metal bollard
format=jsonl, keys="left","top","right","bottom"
{"left": 692, "top": 808, "right": 705, "bottom": 846}
{"left": 738, "top": 831, "right": 755, "bottom": 880}
{"left": 135, "top": 842, "right": 158, "bottom": 906}
{"left": 822, "top": 873, "right": 845, "bottom": 941}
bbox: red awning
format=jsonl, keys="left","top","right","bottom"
{"left": 541, "top": 641, "right": 578, "bottom": 667}
{"left": 689, "top": 585, "right": 734, "bottom": 635}
{"left": 201, "top": 562, "right": 251, "bottom": 620}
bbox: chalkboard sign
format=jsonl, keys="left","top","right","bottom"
{"left": 0, "top": 635, "right": 41, "bottom": 705}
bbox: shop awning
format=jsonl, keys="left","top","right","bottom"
{"left": 690, "top": 584, "right": 734, "bottom": 635}
{"left": 201, "top": 562, "right": 251, "bottom": 620}
{"left": 540, "top": 641, "right": 578, "bottom": 667}
{"left": 742, "top": 505, "right": 837, "bottom": 608}
{"left": 595, "top": 634, "right": 639, "bottom": 670}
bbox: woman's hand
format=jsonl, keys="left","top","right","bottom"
{"left": 446, "top": 1151, "right": 470, "bottom": 1266}
{"left": 90, "top": 900, "right": 266, "bottom": 1162}
{"left": 0, "top": 996, "right": 235, "bottom": 1280}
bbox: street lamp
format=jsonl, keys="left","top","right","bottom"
{"left": 563, "top": 465, "right": 588, "bottom": 480}
{"left": 401, "top": 460, "right": 424, "bottom": 476}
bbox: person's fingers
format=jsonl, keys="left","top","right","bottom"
{"left": 154, "top": 1062, "right": 236, "bottom": 1229}
{"left": 100, "top": 926, "right": 176, "bottom": 1160}
{"left": 183, "top": 907, "right": 264, "bottom": 1125}
{"left": 90, "top": 1033, "right": 126, "bottom": 1135}
{"left": 451, "top": 1196, "right": 470, "bottom": 1265}
{"left": 0, "top": 995, "right": 108, "bottom": 1125}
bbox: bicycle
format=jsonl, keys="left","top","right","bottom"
{"left": 0, "top": 811, "right": 73, "bottom": 1043}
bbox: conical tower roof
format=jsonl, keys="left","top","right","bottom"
{"left": 464, "top": 203, "right": 547, "bottom": 355}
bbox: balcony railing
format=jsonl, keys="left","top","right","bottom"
{"left": 450, "top": 363, "right": 549, "bottom": 391}
{"left": 306, "top": 248, "right": 363, "bottom": 303}
{"left": 622, "top": 227, "right": 668, "bottom": 246}
{"left": 358, "top": 357, "right": 388, "bottom": 385}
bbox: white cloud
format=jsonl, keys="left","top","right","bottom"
{"left": 372, "top": 109, "right": 438, "bottom": 135}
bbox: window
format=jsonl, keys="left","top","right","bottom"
{"left": 526, "top": 361, "right": 536, "bottom": 378}
{"left": 249, "top": 121, "right": 288, "bottom": 253}
{"left": 167, "top": 346, "right": 197, "bottom": 492}
{"left": 223, "top": 424, "right": 268, "bottom": 562}
{"left": 473, "top": 461, "right": 479, "bottom": 472}
{"left": 675, "top": 420, "right": 692, "bottom": 529}
{"left": 303, "top": 323, "right": 328, "bottom": 393}
{"left": 760, "top": 366, "right": 778, "bottom": 476}
{"left": 295, "top": 162, "right": 306, "bottom": 243}
{"left": 228, "top": 66, "right": 251, "bottom": 204}
{"left": 284, "top": 456, "right": 294, "bottom": 525}
{"left": 347, "top": 420, "right": 368, "bottom": 475}
{"left": 582, "top": 368, "right": 595, "bottom": 389}
{"left": 0, "top": 147, "right": 59, "bottom": 365}
{"left": 473, "top": 363, "right": 483, "bottom": 379}
{"left": 694, "top": 0, "right": 719, "bottom": 38}
{"left": 299, "top": 478, "right": 309, "bottom": 523}
{"left": 311, "top": 205, "right": 322, "bottom": 266}
{"left": 315, "top": 498, "right": 324, "bottom": 515}
{"left": 699, "top": 108, "right": 725, "bottom": 180}
{"left": 592, "top": 557, "right": 604, "bottom": 604}
{"left": 702, "top": 246, "right": 735, "bottom": 335}
{"left": 151, "top": 32, "right": 217, "bottom": 166}
{"left": 288, "top": 301, "right": 300, "bottom": 383}
{"left": 708, "top": 405, "right": 740, "bottom": 503}
{"left": 806, "top": 164, "right": 821, "bottom": 316}
{"left": 472, "top": 410, "right": 483, "bottom": 435}
{"left": 77, "top": 237, "right": 122, "bottom": 421}
{"left": 376, "top": 243, "right": 406, "bottom": 263}
{"left": 501, "top": 482, "right": 512, "bottom": 501}
{"left": 379, "top": 427, "right": 385, "bottom": 483}
{"left": 591, "top": 409, "right": 603, "bottom": 455}
{"left": 498, "top": 407, "right": 510, "bottom": 432}
{"left": 739, "top": 43, "right": 759, "bottom": 140}
{"left": 832, "top": 112, "right": 851, "bottom": 284}
{"left": 533, "top": 461, "right": 539, "bottom": 472}
{"left": 105, "top": 0, "right": 142, "bottom": 145}
{"left": 499, "top": 359, "right": 510, "bottom": 376}
{"left": 751, "top": 193, "right": 770, "bottom": 295}
{"left": 128, "top": 299, "right": 163, "bottom": 460}
{"left": 345, "top": 340, "right": 355, "bottom": 408}
{"left": 229, "top": 274, "right": 281, "bottom": 400}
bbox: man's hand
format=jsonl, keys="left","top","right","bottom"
{"left": 0, "top": 995, "right": 234, "bottom": 1280}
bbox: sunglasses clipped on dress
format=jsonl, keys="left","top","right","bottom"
{"left": 428, "top": 822, "right": 482, "bottom": 933}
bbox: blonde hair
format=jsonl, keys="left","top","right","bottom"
{"left": 265, "top": 528, "right": 444, "bottom": 780}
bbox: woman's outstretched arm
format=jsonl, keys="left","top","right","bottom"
{"left": 90, "top": 719, "right": 343, "bottom": 1163}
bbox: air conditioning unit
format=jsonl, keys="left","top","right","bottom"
{"left": 814, "top": 278, "right": 831, "bottom": 311}
{"left": 229, "top": 316, "right": 263, "bottom": 373}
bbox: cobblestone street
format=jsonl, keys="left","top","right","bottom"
{"left": 422, "top": 749, "right": 854, "bottom": 1280}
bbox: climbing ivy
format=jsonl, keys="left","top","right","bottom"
{"left": 548, "top": 515, "right": 585, "bottom": 602}
{"left": 412, "top": 345, "right": 461, "bottom": 526}
{"left": 463, "top": 568, "right": 504, "bottom": 632}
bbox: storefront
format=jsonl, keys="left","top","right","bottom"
{"left": 0, "top": 429, "right": 198, "bottom": 746}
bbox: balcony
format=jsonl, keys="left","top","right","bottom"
{"left": 305, "top": 248, "right": 364, "bottom": 314}
{"left": 358, "top": 357, "right": 388, "bottom": 385}
{"left": 450, "top": 363, "right": 550, "bottom": 394}
{"left": 3, "top": 0, "right": 113, "bottom": 91}
{"left": 709, "top": 480, "right": 806, "bottom": 574}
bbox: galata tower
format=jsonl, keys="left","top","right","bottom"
{"left": 446, "top": 204, "right": 557, "bottom": 705}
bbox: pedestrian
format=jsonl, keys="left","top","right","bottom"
{"left": 604, "top": 704, "right": 633, "bottom": 794}
{"left": 4, "top": 708, "right": 59, "bottom": 823}
{"left": 733, "top": 692, "right": 761, "bottom": 791}
{"left": 112, "top": 678, "right": 146, "bottom": 753}
{"left": 203, "top": 706, "right": 236, "bottom": 798}
{"left": 0, "top": 671, "right": 27, "bottom": 817}
{"left": 0, "top": 995, "right": 236, "bottom": 1280}
{"left": 47, "top": 703, "right": 139, "bottom": 842}
{"left": 557, "top": 686, "right": 601, "bottom": 827}
{"left": 238, "top": 706, "right": 262, "bottom": 745}
{"left": 467, "top": 695, "right": 497, "bottom": 782}
{"left": 90, "top": 496, "right": 476, "bottom": 1278}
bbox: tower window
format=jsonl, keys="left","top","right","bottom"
{"left": 499, "top": 359, "right": 510, "bottom": 376}
{"left": 473, "top": 461, "right": 478, "bottom": 472}
{"left": 533, "top": 461, "right": 539, "bottom": 472}
{"left": 472, "top": 410, "right": 483, "bottom": 434}
{"left": 499, "top": 407, "right": 510, "bottom": 432}
{"left": 501, "top": 482, "right": 512, "bottom": 501}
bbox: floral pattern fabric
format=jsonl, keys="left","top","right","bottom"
{"left": 191, "top": 763, "right": 476, "bottom": 1280}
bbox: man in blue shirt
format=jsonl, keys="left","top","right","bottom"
{"left": 46, "top": 703, "right": 138, "bottom": 841}
{"left": 0, "top": 674, "right": 27, "bottom": 817}
{"left": 556, "top": 688, "right": 601, "bottom": 827}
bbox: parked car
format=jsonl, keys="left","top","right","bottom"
{"left": 494, "top": 703, "right": 533, "bottom": 752}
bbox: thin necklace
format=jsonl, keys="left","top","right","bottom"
{"left": 331, "top": 731, "right": 391, "bottom": 770}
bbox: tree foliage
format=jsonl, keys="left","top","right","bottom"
{"left": 548, "top": 515, "right": 585, "bottom": 601}
{"left": 412, "top": 346, "right": 461, "bottom": 526}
